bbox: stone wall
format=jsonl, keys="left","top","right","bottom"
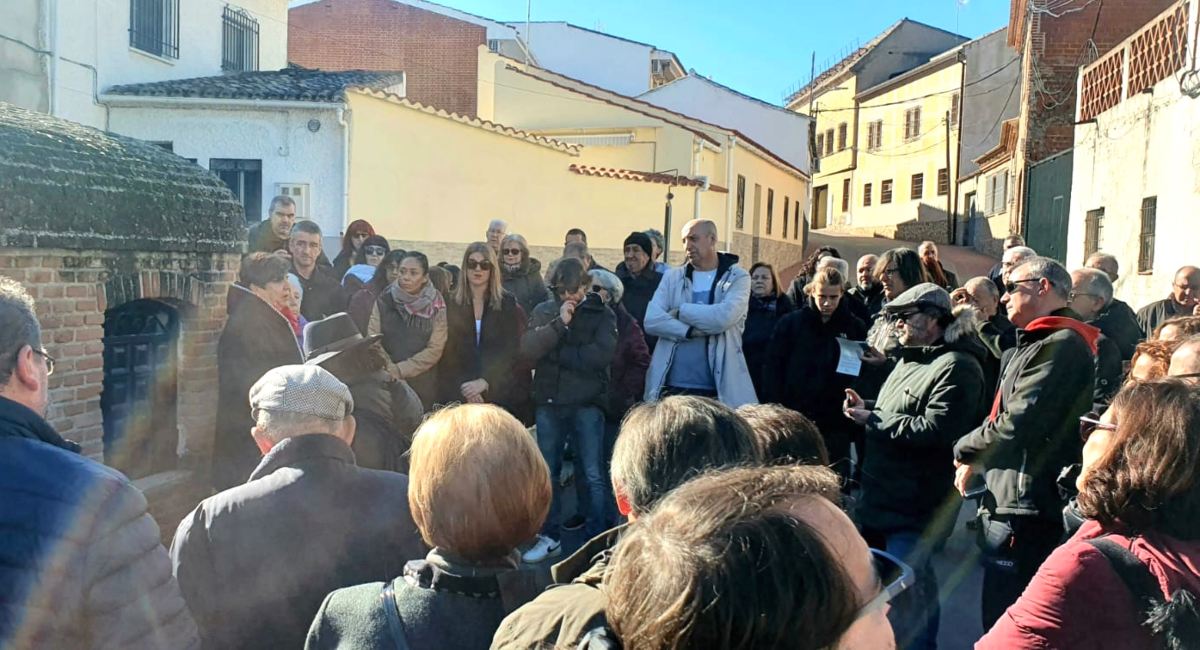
{"left": 729, "top": 233, "right": 808, "bottom": 274}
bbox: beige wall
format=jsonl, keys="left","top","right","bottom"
{"left": 346, "top": 92, "right": 728, "bottom": 255}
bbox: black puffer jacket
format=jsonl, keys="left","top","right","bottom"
{"left": 858, "top": 312, "right": 988, "bottom": 539}
{"left": 954, "top": 309, "right": 1099, "bottom": 519}
{"left": 743, "top": 293, "right": 795, "bottom": 399}
{"left": 0, "top": 397, "right": 199, "bottom": 650}
{"left": 521, "top": 294, "right": 618, "bottom": 409}
{"left": 763, "top": 300, "right": 867, "bottom": 430}
{"left": 1094, "top": 298, "right": 1142, "bottom": 360}
{"left": 615, "top": 262, "right": 663, "bottom": 349}
{"left": 503, "top": 257, "right": 550, "bottom": 317}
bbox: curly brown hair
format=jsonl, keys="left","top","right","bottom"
{"left": 1076, "top": 379, "right": 1200, "bottom": 539}
{"left": 1129, "top": 339, "right": 1181, "bottom": 381}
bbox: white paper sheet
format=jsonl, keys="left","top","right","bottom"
{"left": 836, "top": 338, "right": 866, "bottom": 376}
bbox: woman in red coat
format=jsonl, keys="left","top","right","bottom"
{"left": 979, "top": 378, "right": 1200, "bottom": 649}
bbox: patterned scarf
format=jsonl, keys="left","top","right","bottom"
{"left": 388, "top": 281, "right": 445, "bottom": 319}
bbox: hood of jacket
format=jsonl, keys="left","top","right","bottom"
{"left": 684, "top": 252, "right": 739, "bottom": 283}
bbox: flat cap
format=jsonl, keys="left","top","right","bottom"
{"left": 884, "top": 282, "right": 953, "bottom": 315}
{"left": 249, "top": 364, "right": 353, "bottom": 421}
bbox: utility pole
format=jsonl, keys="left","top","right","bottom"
{"left": 945, "top": 111, "right": 953, "bottom": 245}
{"left": 524, "top": 0, "right": 532, "bottom": 66}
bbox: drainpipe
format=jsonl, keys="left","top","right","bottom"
{"left": 48, "top": 0, "right": 59, "bottom": 116}
{"left": 337, "top": 107, "right": 350, "bottom": 229}
{"left": 723, "top": 134, "right": 736, "bottom": 248}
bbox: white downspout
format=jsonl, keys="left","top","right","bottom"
{"left": 48, "top": 0, "right": 59, "bottom": 116}
{"left": 692, "top": 139, "right": 703, "bottom": 220}
{"left": 337, "top": 107, "right": 350, "bottom": 229}
{"left": 723, "top": 135, "right": 736, "bottom": 248}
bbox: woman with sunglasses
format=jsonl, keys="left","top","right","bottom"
{"left": 440, "top": 242, "right": 528, "bottom": 420}
{"left": 499, "top": 233, "right": 550, "bottom": 317}
{"left": 368, "top": 251, "right": 446, "bottom": 411}
{"left": 331, "top": 219, "right": 376, "bottom": 279}
{"left": 980, "top": 379, "right": 1200, "bottom": 649}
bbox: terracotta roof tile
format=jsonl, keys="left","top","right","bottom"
{"left": 568, "top": 164, "right": 727, "bottom": 192}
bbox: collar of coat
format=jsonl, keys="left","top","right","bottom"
{"left": 1019, "top": 307, "right": 1101, "bottom": 355}
{"left": 684, "top": 252, "right": 738, "bottom": 282}
{"left": 247, "top": 433, "right": 355, "bottom": 482}
{"left": 550, "top": 524, "right": 627, "bottom": 586}
{"left": 0, "top": 395, "right": 79, "bottom": 453}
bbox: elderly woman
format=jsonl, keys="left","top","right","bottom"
{"left": 744, "top": 262, "right": 795, "bottom": 399}
{"left": 305, "top": 404, "right": 551, "bottom": 649}
{"left": 979, "top": 379, "right": 1200, "bottom": 649}
{"left": 368, "top": 251, "right": 446, "bottom": 410}
{"left": 764, "top": 268, "right": 867, "bottom": 481}
{"left": 499, "top": 233, "right": 550, "bottom": 317}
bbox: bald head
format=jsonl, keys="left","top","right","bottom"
{"left": 1085, "top": 253, "right": 1119, "bottom": 282}
{"left": 1171, "top": 266, "right": 1200, "bottom": 308}
{"left": 1169, "top": 336, "right": 1200, "bottom": 383}
{"left": 681, "top": 219, "right": 719, "bottom": 271}
{"left": 964, "top": 276, "right": 1000, "bottom": 319}
{"left": 856, "top": 255, "right": 878, "bottom": 289}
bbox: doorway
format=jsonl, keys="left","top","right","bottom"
{"left": 812, "top": 185, "right": 829, "bottom": 229}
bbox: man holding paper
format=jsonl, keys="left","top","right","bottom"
{"left": 842, "top": 283, "right": 987, "bottom": 650}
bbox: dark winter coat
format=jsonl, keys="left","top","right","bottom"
{"left": 1093, "top": 331, "right": 1123, "bottom": 406}
{"left": 491, "top": 527, "right": 621, "bottom": 650}
{"left": 609, "top": 304, "right": 650, "bottom": 419}
{"left": 954, "top": 309, "right": 1099, "bottom": 519}
{"left": 171, "top": 434, "right": 425, "bottom": 650}
{"left": 308, "top": 550, "right": 547, "bottom": 650}
{"left": 347, "top": 285, "right": 382, "bottom": 335}
{"left": 857, "top": 314, "right": 988, "bottom": 540}
{"left": 341, "top": 370, "right": 424, "bottom": 473}
{"left": 294, "top": 265, "right": 346, "bottom": 322}
{"left": 1094, "top": 298, "right": 1143, "bottom": 360}
{"left": 0, "top": 397, "right": 199, "bottom": 650}
{"left": 440, "top": 292, "right": 528, "bottom": 419}
{"left": 521, "top": 294, "right": 618, "bottom": 410}
{"left": 763, "top": 300, "right": 868, "bottom": 432}
{"left": 212, "top": 285, "right": 303, "bottom": 491}
{"left": 247, "top": 219, "right": 289, "bottom": 255}
{"left": 1136, "top": 296, "right": 1190, "bottom": 338}
{"left": 615, "top": 262, "right": 663, "bottom": 350}
{"left": 743, "top": 293, "right": 795, "bottom": 399}
{"left": 331, "top": 249, "right": 355, "bottom": 281}
{"left": 847, "top": 282, "right": 886, "bottom": 320}
{"left": 502, "top": 257, "right": 551, "bottom": 317}
{"left": 979, "top": 520, "right": 1200, "bottom": 650}
{"left": 374, "top": 287, "right": 447, "bottom": 410}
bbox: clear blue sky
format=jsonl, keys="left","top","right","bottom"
{"left": 445, "top": 0, "right": 1011, "bottom": 105}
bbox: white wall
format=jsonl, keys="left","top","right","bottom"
{"left": 1067, "top": 74, "right": 1199, "bottom": 310}
{"left": 108, "top": 103, "right": 346, "bottom": 235}
{"left": 52, "top": 0, "right": 288, "bottom": 128}
{"left": 509, "top": 22, "right": 652, "bottom": 97}
{"left": 640, "top": 76, "right": 811, "bottom": 175}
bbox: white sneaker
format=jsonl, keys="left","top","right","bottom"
{"left": 521, "top": 535, "right": 562, "bottom": 563}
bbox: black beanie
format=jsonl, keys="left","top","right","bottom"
{"left": 623, "top": 231, "right": 653, "bottom": 258}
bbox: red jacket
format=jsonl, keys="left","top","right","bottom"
{"left": 979, "top": 519, "right": 1200, "bottom": 649}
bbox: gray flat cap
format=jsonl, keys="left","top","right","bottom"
{"left": 249, "top": 364, "right": 353, "bottom": 421}
{"left": 884, "top": 282, "right": 953, "bottom": 315}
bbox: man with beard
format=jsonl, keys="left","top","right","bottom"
{"left": 847, "top": 254, "right": 885, "bottom": 319}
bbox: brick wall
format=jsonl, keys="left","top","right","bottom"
{"left": 0, "top": 248, "right": 239, "bottom": 535}
{"left": 289, "top": 0, "right": 485, "bottom": 116}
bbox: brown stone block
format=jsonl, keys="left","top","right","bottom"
{"left": 75, "top": 384, "right": 103, "bottom": 400}
{"left": 76, "top": 355, "right": 103, "bottom": 370}
{"left": 84, "top": 341, "right": 103, "bottom": 354}
{"left": 41, "top": 285, "right": 64, "bottom": 298}
{"left": 63, "top": 314, "right": 85, "bottom": 327}
{"left": 84, "top": 370, "right": 103, "bottom": 384}
{"left": 63, "top": 402, "right": 85, "bottom": 416}
{"left": 1, "top": 270, "right": 28, "bottom": 282}
{"left": 62, "top": 373, "right": 85, "bottom": 387}
{"left": 85, "top": 313, "right": 104, "bottom": 325}
{"left": 53, "top": 330, "right": 75, "bottom": 343}
{"left": 74, "top": 299, "right": 97, "bottom": 311}
{"left": 75, "top": 328, "right": 103, "bottom": 342}
{"left": 28, "top": 270, "right": 53, "bottom": 283}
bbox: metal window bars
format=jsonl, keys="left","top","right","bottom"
{"left": 129, "top": 0, "right": 180, "bottom": 59}
{"left": 222, "top": 5, "right": 260, "bottom": 72}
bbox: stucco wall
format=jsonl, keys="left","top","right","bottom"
{"left": 108, "top": 103, "right": 347, "bottom": 235}
{"left": 0, "top": 0, "right": 49, "bottom": 113}
{"left": 52, "top": 0, "right": 289, "bottom": 128}
{"left": 511, "top": 22, "right": 652, "bottom": 97}
{"left": 640, "top": 76, "right": 812, "bottom": 176}
{"left": 732, "top": 145, "right": 808, "bottom": 246}
{"left": 345, "top": 92, "right": 729, "bottom": 256}
{"left": 1067, "top": 73, "right": 1198, "bottom": 310}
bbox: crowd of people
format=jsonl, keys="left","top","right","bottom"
{"left": 5, "top": 193, "right": 1200, "bottom": 650}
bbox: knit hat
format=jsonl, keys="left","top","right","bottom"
{"left": 623, "top": 231, "right": 653, "bottom": 258}
{"left": 249, "top": 365, "right": 354, "bottom": 421}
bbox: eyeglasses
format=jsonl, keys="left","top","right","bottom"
{"left": 31, "top": 347, "right": 54, "bottom": 375}
{"left": 1174, "top": 282, "right": 1200, "bottom": 292}
{"left": 1069, "top": 291, "right": 1099, "bottom": 302}
{"left": 502, "top": 248, "right": 523, "bottom": 256}
{"left": 892, "top": 310, "right": 923, "bottom": 324}
{"left": 1004, "top": 278, "right": 1043, "bottom": 294}
{"left": 1079, "top": 411, "right": 1117, "bottom": 441}
{"left": 880, "top": 267, "right": 900, "bottom": 278}
{"left": 363, "top": 245, "right": 387, "bottom": 256}
{"left": 466, "top": 260, "right": 493, "bottom": 271}
{"left": 857, "top": 549, "right": 914, "bottom": 619}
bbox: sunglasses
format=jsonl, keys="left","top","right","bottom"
{"left": 1079, "top": 411, "right": 1117, "bottom": 441}
{"left": 351, "top": 232, "right": 370, "bottom": 239}
{"left": 857, "top": 549, "right": 914, "bottom": 619}
{"left": 1004, "top": 277, "right": 1043, "bottom": 294}
{"left": 31, "top": 347, "right": 55, "bottom": 375}
{"left": 466, "top": 260, "right": 493, "bottom": 271}
{"left": 363, "top": 245, "right": 387, "bottom": 256}
{"left": 502, "top": 248, "right": 523, "bottom": 256}
{"left": 892, "top": 310, "right": 922, "bottom": 324}
{"left": 591, "top": 284, "right": 605, "bottom": 293}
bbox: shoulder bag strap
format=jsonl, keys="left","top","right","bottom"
{"left": 1087, "top": 537, "right": 1165, "bottom": 613}
{"left": 379, "top": 579, "right": 412, "bottom": 650}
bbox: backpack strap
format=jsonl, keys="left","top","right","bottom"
{"left": 1088, "top": 538, "right": 1165, "bottom": 612}
{"left": 379, "top": 579, "right": 412, "bottom": 650}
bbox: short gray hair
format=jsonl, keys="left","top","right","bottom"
{"left": 1073, "top": 267, "right": 1113, "bottom": 304}
{"left": 0, "top": 277, "right": 41, "bottom": 386}
{"left": 487, "top": 219, "right": 508, "bottom": 233}
{"left": 590, "top": 269, "right": 624, "bottom": 305}
{"left": 291, "top": 220, "right": 322, "bottom": 237}
{"left": 816, "top": 257, "right": 850, "bottom": 285}
{"left": 1085, "top": 252, "right": 1119, "bottom": 280}
{"left": 254, "top": 408, "right": 341, "bottom": 444}
{"left": 268, "top": 195, "right": 295, "bottom": 214}
{"left": 1004, "top": 234, "right": 1026, "bottom": 248}
{"left": 965, "top": 276, "right": 1000, "bottom": 303}
{"left": 1003, "top": 246, "right": 1036, "bottom": 265}
{"left": 643, "top": 229, "right": 665, "bottom": 253}
{"left": 1014, "top": 256, "right": 1072, "bottom": 300}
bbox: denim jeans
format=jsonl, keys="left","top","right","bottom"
{"left": 537, "top": 404, "right": 607, "bottom": 540}
{"left": 862, "top": 528, "right": 942, "bottom": 650}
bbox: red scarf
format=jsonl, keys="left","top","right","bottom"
{"left": 987, "top": 316, "right": 1101, "bottom": 422}
{"left": 280, "top": 306, "right": 302, "bottom": 339}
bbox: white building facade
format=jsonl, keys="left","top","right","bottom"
{"left": 507, "top": 22, "right": 683, "bottom": 97}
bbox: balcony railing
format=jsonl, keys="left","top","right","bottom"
{"left": 1078, "top": 0, "right": 1196, "bottom": 121}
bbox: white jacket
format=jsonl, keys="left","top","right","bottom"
{"left": 643, "top": 253, "right": 758, "bottom": 407}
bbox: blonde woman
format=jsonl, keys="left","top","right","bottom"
{"left": 306, "top": 404, "right": 551, "bottom": 649}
